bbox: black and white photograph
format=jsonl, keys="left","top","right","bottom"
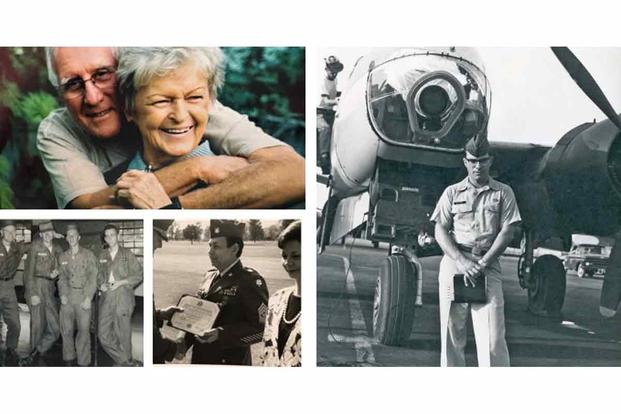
{"left": 0, "top": 219, "right": 144, "bottom": 367}
{"left": 0, "top": 46, "right": 305, "bottom": 209}
{"left": 316, "top": 47, "right": 621, "bottom": 367}
{"left": 153, "top": 219, "right": 301, "bottom": 367}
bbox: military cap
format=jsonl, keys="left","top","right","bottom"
{"left": 39, "top": 221, "right": 55, "bottom": 233}
{"left": 464, "top": 135, "right": 491, "bottom": 158}
{"left": 210, "top": 220, "right": 245, "bottom": 239}
{"left": 153, "top": 220, "right": 174, "bottom": 241}
{"left": 0, "top": 220, "right": 16, "bottom": 229}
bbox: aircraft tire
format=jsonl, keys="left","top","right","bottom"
{"left": 373, "top": 255, "right": 417, "bottom": 346}
{"left": 528, "top": 254, "right": 566, "bottom": 318}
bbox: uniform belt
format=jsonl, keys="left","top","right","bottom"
{"left": 0, "top": 276, "right": 14, "bottom": 281}
{"left": 35, "top": 275, "right": 56, "bottom": 280}
{"left": 457, "top": 244, "right": 489, "bottom": 256}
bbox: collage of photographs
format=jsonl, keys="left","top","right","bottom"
{"left": 1, "top": 40, "right": 621, "bottom": 411}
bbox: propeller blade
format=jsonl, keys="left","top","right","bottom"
{"left": 552, "top": 47, "right": 621, "bottom": 130}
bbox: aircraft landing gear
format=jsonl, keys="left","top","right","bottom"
{"left": 372, "top": 251, "right": 421, "bottom": 346}
{"left": 519, "top": 231, "right": 566, "bottom": 318}
{"left": 527, "top": 255, "right": 566, "bottom": 318}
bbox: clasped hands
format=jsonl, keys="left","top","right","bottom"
{"left": 456, "top": 256, "right": 487, "bottom": 287}
{"left": 113, "top": 156, "right": 249, "bottom": 209}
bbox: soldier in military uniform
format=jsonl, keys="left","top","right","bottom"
{"left": 431, "top": 136, "right": 522, "bottom": 367}
{"left": 58, "top": 224, "right": 98, "bottom": 366}
{"left": 185, "top": 220, "right": 269, "bottom": 365}
{"left": 0, "top": 221, "right": 30, "bottom": 366}
{"left": 23, "top": 221, "right": 64, "bottom": 365}
{"left": 97, "top": 224, "right": 143, "bottom": 366}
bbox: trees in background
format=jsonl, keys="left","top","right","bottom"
{"left": 247, "top": 219, "right": 265, "bottom": 242}
{"left": 182, "top": 223, "right": 202, "bottom": 244}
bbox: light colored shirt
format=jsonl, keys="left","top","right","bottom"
{"left": 37, "top": 101, "right": 286, "bottom": 208}
{"left": 430, "top": 177, "right": 521, "bottom": 250}
{"left": 108, "top": 247, "right": 118, "bottom": 284}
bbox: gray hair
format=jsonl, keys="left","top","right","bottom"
{"left": 45, "top": 47, "right": 120, "bottom": 89}
{"left": 116, "top": 47, "right": 225, "bottom": 115}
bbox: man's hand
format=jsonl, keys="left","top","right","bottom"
{"left": 116, "top": 171, "right": 172, "bottom": 209}
{"left": 456, "top": 256, "right": 482, "bottom": 287}
{"left": 197, "top": 156, "right": 250, "bottom": 184}
{"left": 100, "top": 283, "right": 109, "bottom": 292}
{"left": 60, "top": 296, "right": 68, "bottom": 305}
{"left": 195, "top": 328, "right": 220, "bottom": 344}
{"left": 30, "top": 295, "right": 41, "bottom": 306}
{"left": 80, "top": 298, "right": 91, "bottom": 310}
{"left": 109, "top": 280, "right": 129, "bottom": 291}
{"left": 158, "top": 306, "right": 184, "bottom": 322}
{"left": 50, "top": 269, "right": 59, "bottom": 279}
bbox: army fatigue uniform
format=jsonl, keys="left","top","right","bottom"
{"left": 188, "top": 260, "right": 268, "bottom": 365}
{"left": 431, "top": 177, "right": 521, "bottom": 367}
{"left": 97, "top": 246, "right": 142, "bottom": 365}
{"left": 58, "top": 247, "right": 97, "bottom": 366}
{"left": 23, "top": 239, "right": 63, "bottom": 354}
{"left": 260, "top": 286, "right": 301, "bottom": 367}
{"left": 0, "top": 241, "right": 29, "bottom": 353}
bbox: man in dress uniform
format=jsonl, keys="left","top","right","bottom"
{"left": 431, "top": 136, "right": 522, "bottom": 367}
{"left": 97, "top": 224, "right": 143, "bottom": 366}
{"left": 186, "top": 220, "right": 269, "bottom": 365}
{"left": 58, "top": 223, "right": 98, "bottom": 366}
{"left": 0, "top": 221, "right": 30, "bottom": 366}
{"left": 23, "top": 221, "right": 64, "bottom": 365}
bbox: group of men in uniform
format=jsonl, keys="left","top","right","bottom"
{"left": 0, "top": 220, "right": 142, "bottom": 367}
{"left": 154, "top": 220, "right": 269, "bottom": 365}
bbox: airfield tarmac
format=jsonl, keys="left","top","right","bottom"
{"left": 318, "top": 239, "right": 621, "bottom": 366}
{"left": 154, "top": 240, "right": 295, "bottom": 365}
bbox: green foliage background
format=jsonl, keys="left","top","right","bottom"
{"left": 221, "top": 47, "right": 305, "bottom": 156}
{"left": 0, "top": 47, "right": 305, "bottom": 209}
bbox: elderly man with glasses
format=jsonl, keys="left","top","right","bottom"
{"left": 37, "top": 47, "right": 304, "bottom": 209}
{"left": 430, "top": 136, "right": 522, "bottom": 367}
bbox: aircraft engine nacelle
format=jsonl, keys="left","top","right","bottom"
{"left": 330, "top": 75, "right": 379, "bottom": 197}
{"left": 543, "top": 118, "right": 621, "bottom": 236}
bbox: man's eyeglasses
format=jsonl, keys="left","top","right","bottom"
{"left": 464, "top": 156, "right": 491, "bottom": 165}
{"left": 59, "top": 67, "right": 116, "bottom": 100}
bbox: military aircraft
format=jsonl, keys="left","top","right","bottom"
{"left": 317, "top": 47, "right": 621, "bottom": 345}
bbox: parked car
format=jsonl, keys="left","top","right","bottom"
{"left": 563, "top": 244, "right": 610, "bottom": 278}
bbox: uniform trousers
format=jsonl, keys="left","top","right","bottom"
{"left": 0, "top": 280, "right": 20, "bottom": 350}
{"left": 438, "top": 254, "right": 510, "bottom": 367}
{"left": 98, "top": 287, "right": 134, "bottom": 365}
{"left": 60, "top": 289, "right": 92, "bottom": 366}
{"left": 29, "top": 279, "right": 60, "bottom": 353}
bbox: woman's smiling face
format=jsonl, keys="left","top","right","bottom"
{"left": 129, "top": 62, "right": 210, "bottom": 167}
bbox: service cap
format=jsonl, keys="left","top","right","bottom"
{"left": 210, "top": 220, "right": 245, "bottom": 239}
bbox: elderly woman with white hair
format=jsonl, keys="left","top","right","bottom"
{"left": 113, "top": 47, "right": 249, "bottom": 208}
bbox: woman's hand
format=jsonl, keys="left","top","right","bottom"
{"left": 116, "top": 170, "right": 172, "bottom": 209}
{"left": 197, "top": 156, "right": 250, "bottom": 184}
